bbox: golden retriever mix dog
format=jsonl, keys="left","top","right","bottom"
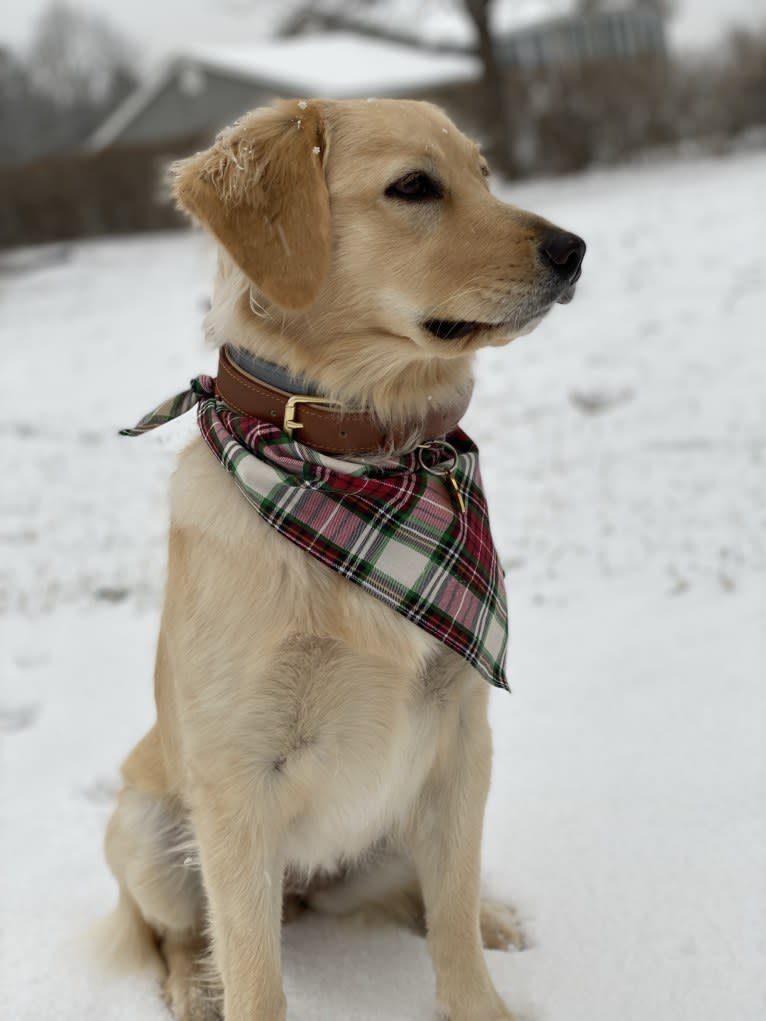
{"left": 104, "top": 99, "right": 585, "bottom": 1021}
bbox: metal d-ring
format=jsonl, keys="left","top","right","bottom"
{"left": 417, "top": 440, "right": 459, "bottom": 476}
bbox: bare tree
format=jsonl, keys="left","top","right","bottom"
{"left": 28, "top": 2, "right": 136, "bottom": 107}
{"left": 0, "top": 3, "right": 138, "bottom": 164}
{"left": 0, "top": 49, "right": 37, "bottom": 164}
{"left": 462, "top": 0, "right": 516, "bottom": 172}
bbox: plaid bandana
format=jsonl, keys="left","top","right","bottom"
{"left": 122, "top": 375, "right": 508, "bottom": 689}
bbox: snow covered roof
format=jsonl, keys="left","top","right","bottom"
{"left": 86, "top": 32, "right": 481, "bottom": 150}
{"left": 183, "top": 33, "right": 480, "bottom": 96}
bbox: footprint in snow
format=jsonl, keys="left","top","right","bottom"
{"left": 0, "top": 703, "right": 40, "bottom": 734}
{"left": 569, "top": 385, "right": 635, "bottom": 415}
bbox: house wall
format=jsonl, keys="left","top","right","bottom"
{"left": 116, "top": 64, "right": 290, "bottom": 146}
{"left": 112, "top": 61, "right": 479, "bottom": 149}
{"left": 498, "top": 10, "right": 666, "bottom": 71}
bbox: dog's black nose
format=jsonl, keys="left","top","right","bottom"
{"left": 539, "top": 230, "right": 586, "bottom": 284}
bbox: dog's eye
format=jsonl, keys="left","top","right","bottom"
{"left": 385, "top": 172, "right": 443, "bottom": 202}
{"left": 480, "top": 163, "right": 490, "bottom": 178}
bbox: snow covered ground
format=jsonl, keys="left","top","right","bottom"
{"left": 1, "top": 149, "right": 765, "bottom": 1020}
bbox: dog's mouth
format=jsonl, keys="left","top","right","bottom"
{"left": 423, "top": 319, "right": 493, "bottom": 340}
{"left": 423, "top": 283, "right": 578, "bottom": 341}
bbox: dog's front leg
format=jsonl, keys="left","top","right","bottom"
{"left": 405, "top": 688, "right": 516, "bottom": 1021}
{"left": 190, "top": 786, "right": 286, "bottom": 1021}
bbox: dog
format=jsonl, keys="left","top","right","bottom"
{"left": 104, "top": 98, "right": 585, "bottom": 1021}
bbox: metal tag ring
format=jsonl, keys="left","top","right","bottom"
{"left": 417, "top": 440, "right": 459, "bottom": 477}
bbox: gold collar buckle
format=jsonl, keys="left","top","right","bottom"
{"left": 283, "top": 395, "right": 342, "bottom": 438}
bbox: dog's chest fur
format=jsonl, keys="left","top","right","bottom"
{"left": 167, "top": 439, "right": 481, "bottom": 874}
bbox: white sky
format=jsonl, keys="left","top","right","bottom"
{"left": 2, "top": 0, "right": 764, "bottom": 62}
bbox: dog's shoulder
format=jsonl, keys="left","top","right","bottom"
{"left": 169, "top": 436, "right": 253, "bottom": 544}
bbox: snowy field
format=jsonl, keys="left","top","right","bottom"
{"left": 1, "top": 149, "right": 765, "bottom": 1020}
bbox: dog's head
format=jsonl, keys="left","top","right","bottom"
{"left": 172, "top": 99, "right": 584, "bottom": 406}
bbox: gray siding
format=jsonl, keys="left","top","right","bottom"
{"left": 117, "top": 65, "right": 290, "bottom": 145}
{"left": 498, "top": 11, "right": 666, "bottom": 71}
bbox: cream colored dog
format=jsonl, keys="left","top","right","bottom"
{"left": 104, "top": 98, "right": 585, "bottom": 1021}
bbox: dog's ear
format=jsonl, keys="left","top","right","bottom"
{"left": 171, "top": 100, "right": 330, "bottom": 310}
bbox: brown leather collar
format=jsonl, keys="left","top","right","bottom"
{"left": 214, "top": 346, "right": 470, "bottom": 456}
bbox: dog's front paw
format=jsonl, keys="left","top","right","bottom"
{"left": 163, "top": 974, "right": 223, "bottom": 1021}
{"left": 479, "top": 899, "right": 526, "bottom": 951}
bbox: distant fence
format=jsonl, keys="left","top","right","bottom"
{"left": 0, "top": 137, "right": 203, "bottom": 248}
